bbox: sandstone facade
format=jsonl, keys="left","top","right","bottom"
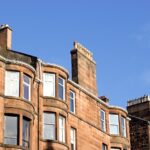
{"left": 0, "top": 25, "right": 130, "bottom": 150}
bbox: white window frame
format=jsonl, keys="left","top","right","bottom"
{"left": 43, "top": 112, "right": 56, "bottom": 140}
{"left": 23, "top": 74, "right": 31, "bottom": 100}
{"left": 109, "top": 114, "right": 119, "bottom": 135}
{"left": 71, "top": 128, "right": 76, "bottom": 150}
{"left": 121, "top": 116, "right": 126, "bottom": 137}
{"left": 43, "top": 73, "right": 55, "bottom": 97}
{"left": 59, "top": 115, "right": 65, "bottom": 142}
{"left": 70, "top": 91, "right": 75, "bottom": 113}
{"left": 5, "top": 71, "right": 19, "bottom": 97}
{"left": 58, "top": 77, "right": 65, "bottom": 100}
{"left": 100, "top": 110, "right": 106, "bottom": 132}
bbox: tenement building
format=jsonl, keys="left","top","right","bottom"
{"left": 0, "top": 24, "right": 130, "bottom": 150}
{"left": 127, "top": 95, "right": 150, "bottom": 150}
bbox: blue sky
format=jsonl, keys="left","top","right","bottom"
{"left": 1, "top": 1, "right": 150, "bottom": 108}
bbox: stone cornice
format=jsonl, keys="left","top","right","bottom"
{"left": 0, "top": 54, "right": 35, "bottom": 72}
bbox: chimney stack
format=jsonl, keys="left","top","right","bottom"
{"left": 0, "top": 24, "right": 12, "bottom": 50}
{"left": 71, "top": 42, "right": 98, "bottom": 96}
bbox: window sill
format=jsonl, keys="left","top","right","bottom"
{"left": 0, "top": 143, "right": 23, "bottom": 149}
{"left": 70, "top": 111, "right": 76, "bottom": 116}
{"left": 41, "top": 139, "right": 69, "bottom": 148}
{"left": 110, "top": 134, "right": 120, "bottom": 136}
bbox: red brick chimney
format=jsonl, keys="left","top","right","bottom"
{"left": 71, "top": 42, "right": 98, "bottom": 96}
{"left": 0, "top": 24, "right": 12, "bottom": 50}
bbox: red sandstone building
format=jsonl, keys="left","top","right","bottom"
{"left": 0, "top": 24, "right": 130, "bottom": 150}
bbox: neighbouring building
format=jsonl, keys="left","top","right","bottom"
{"left": 127, "top": 95, "right": 150, "bottom": 150}
{"left": 0, "top": 24, "right": 130, "bottom": 150}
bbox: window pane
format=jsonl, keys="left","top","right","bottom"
{"left": 110, "top": 125, "right": 119, "bottom": 134}
{"left": 43, "top": 113, "right": 55, "bottom": 140}
{"left": 101, "top": 121, "right": 105, "bottom": 131}
{"left": 70, "top": 91, "right": 75, "bottom": 113}
{"left": 24, "top": 84, "right": 29, "bottom": 100}
{"left": 44, "top": 125, "right": 55, "bottom": 140}
{"left": 71, "top": 128, "right": 76, "bottom": 150}
{"left": 59, "top": 85, "right": 64, "bottom": 99}
{"left": 109, "top": 114, "right": 119, "bottom": 125}
{"left": 101, "top": 111, "right": 105, "bottom": 120}
{"left": 5, "top": 71, "right": 19, "bottom": 97}
{"left": 121, "top": 117, "right": 126, "bottom": 137}
{"left": 58, "top": 77, "right": 65, "bottom": 100}
{"left": 24, "top": 75, "right": 30, "bottom": 84}
{"left": 70, "top": 92, "right": 74, "bottom": 98}
{"left": 4, "top": 138, "right": 17, "bottom": 145}
{"left": 44, "top": 113, "right": 55, "bottom": 124}
{"left": 4, "top": 115, "right": 18, "bottom": 145}
{"left": 59, "top": 116, "right": 65, "bottom": 142}
{"left": 23, "top": 75, "right": 30, "bottom": 100}
{"left": 43, "top": 73, "right": 55, "bottom": 97}
{"left": 109, "top": 114, "right": 119, "bottom": 135}
{"left": 59, "top": 78, "right": 63, "bottom": 85}
{"left": 101, "top": 110, "right": 106, "bottom": 131}
{"left": 23, "top": 118, "right": 30, "bottom": 148}
{"left": 70, "top": 99, "right": 74, "bottom": 112}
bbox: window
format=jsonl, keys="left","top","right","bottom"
{"left": 23, "top": 74, "right": 31, "bottom": 100}
{"left": 43, "top": 113, "right": 55, "bottom": 140}
{"left": 100, "top": 110, "right": 106, "bottom": 132}
{"left": 4, "top": 115, "right": 18, "bottom": 145}
{"left": 59, "top": 116, "right": 65, "bottom": 142}
{"left": 121, "top": 116, "right": 126, "bottom": 137}
{"left": 102, "top": 143, "right": 108, "bottom": 150}
{"left": 71, "top": 128, "right": 76, "bottom": 150}
{"left": 58, "top": 77, "right": 65, "bottom": 100}
{"left": 109, "top": 114, "right": 119, "bottom": 135}
{"left": 5, "top": 71, "right": 19, "bottom": 97}
{"left": 43, "top": 73, "right": 55, "bottom": 97}
{"left": 22, "top": 118, "right": 30, "bottom": 148}
{"left": 70, "top": 91, "right": 75, "bottom": 113}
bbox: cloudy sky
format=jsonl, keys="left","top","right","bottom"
{"left": 1, "top": 1, "right": 150, "bottom": 108}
